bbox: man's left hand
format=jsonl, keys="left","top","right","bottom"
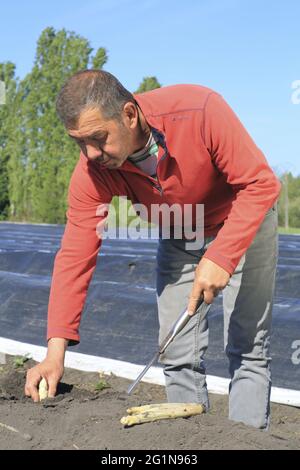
{"left": 187, "top": 258, "right": 231, "bottom": 315}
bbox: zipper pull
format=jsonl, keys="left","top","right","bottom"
{"left": 157, "top": 186, "right": 163, "bottom": 195}
{"left": 152, "top": 182, "right": 163, "bottom": 195}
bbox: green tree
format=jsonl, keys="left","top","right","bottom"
{"left": 7, "top": 27, "right": 108, "bottom": 223}
{"left": 0, "top": 62, "right": 17, "bottom": 220}
{"left": 92, "top": 47, "right": 108, "bottom": 69}
{"left": 289, "top": 197, "right": 300, "bottom": 228}
{"left": 134, "top": 76, "right": 161, "bottom": 94}
{"left": 278, "top": 172, "right": 300, "bottom": 228}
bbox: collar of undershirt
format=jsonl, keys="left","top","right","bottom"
{"left": 127, "top": 131, "right": 159, "bottom": 162}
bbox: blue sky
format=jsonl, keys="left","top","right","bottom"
{"left": 0, "top": 0, "right": 299, "bottom": 175}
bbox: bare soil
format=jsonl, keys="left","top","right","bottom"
{"left": 0, "top": 356, "right": 299, "bottom": 450}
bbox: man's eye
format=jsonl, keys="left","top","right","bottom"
{"left": 95, "top": 138, "right": 106, "bottom": 147}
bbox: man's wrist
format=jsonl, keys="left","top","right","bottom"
{"left": 47, "top": 337, "right": 68, "bottom": 362}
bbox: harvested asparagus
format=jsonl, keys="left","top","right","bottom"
{"left": 121, "top": 403, "right": 205, "bottom": 427}
{"left": 38, "top": 377, "right": 48, "bottom": 401}
{"left": 126, "top": 403, "right": 204, "bottom": 415}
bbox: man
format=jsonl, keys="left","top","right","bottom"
{"left": 25, "top": 70, "right": 281, "bottom": 429}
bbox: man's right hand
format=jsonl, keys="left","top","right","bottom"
{"left": 25, "top": 337, "right": 68, "bottom": 402}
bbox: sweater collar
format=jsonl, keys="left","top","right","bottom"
{"left": 133, "top": 93, "right": 165, "bottom": 134}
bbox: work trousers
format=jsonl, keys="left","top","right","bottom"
{"left": 156, "top": 206, "right": 278, "bottom": 429}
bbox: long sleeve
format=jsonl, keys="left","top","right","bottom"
{"left": 201, "top": 92, "right": 281, "bottom": 275}
{"left": 47, "top": 158, "right": 112, "bottom": 344}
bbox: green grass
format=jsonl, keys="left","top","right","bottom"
{"left": 278, "top": 226, "right": 300, "bottom": 235}
{"left": 94, "top": 379, "right": 111, "bottom": 392}
{"left": 13, "top": 354, "right": 31, "bottom": 368}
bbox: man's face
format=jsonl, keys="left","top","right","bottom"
{"left": 67, "top": 105, "right": 141, "bottom": 170}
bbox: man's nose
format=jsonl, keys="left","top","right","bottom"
{"left": 85, "top": 144, "right": 102, "bottom": 160}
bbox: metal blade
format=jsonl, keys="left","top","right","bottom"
{"left": 127, "top": 351, "right": 160, "bottom": 395}
{"left": 127, "top": 301, "right": 205, "bottom": 395}
{"left": 159, "top": 308, "right": 191, "bottom": 354}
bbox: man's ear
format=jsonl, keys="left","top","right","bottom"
{"left": 122, "top": 102, "right": 139, "bottom": 129}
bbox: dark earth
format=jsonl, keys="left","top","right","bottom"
{"left": 0, "top": 355, "right": 299, "bottom": 450}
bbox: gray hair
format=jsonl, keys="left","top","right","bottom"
{"left": 56, "top": 69, "right": 135, "bottom": 128}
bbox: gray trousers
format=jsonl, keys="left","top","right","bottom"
{"left": 156, "top": 206, "right": 278, "bottom": 429}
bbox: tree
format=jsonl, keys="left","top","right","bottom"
{"left": 0, "top": 62, "right": 17, "bottom": 220}
{"left": 134, "top": 76, "right": 161, "bottom": 94}
{"left": 92, "top": 47, "right": 108, "bottom": 69}
{"left": 7, "top": 27, "right": 108, "bottom": 223}
{"left": 289, "top": 197, "right": 300, "bottom": 228}
{"left": 277, "top": 172, "right": 300, "bottom": 228}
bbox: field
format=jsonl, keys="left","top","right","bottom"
{"left": 0, "top": 356, "right": 299, "bottom": 450}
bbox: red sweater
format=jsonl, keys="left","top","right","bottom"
{"left": 47, "top": 85, "right": 281, "bottom": 344}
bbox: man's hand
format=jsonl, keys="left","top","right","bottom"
{"left": 25, "top": 338, "right": 68, "bottom": 402}
{"left": 187, "top": 258, "right": 231, "bottom": 315}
